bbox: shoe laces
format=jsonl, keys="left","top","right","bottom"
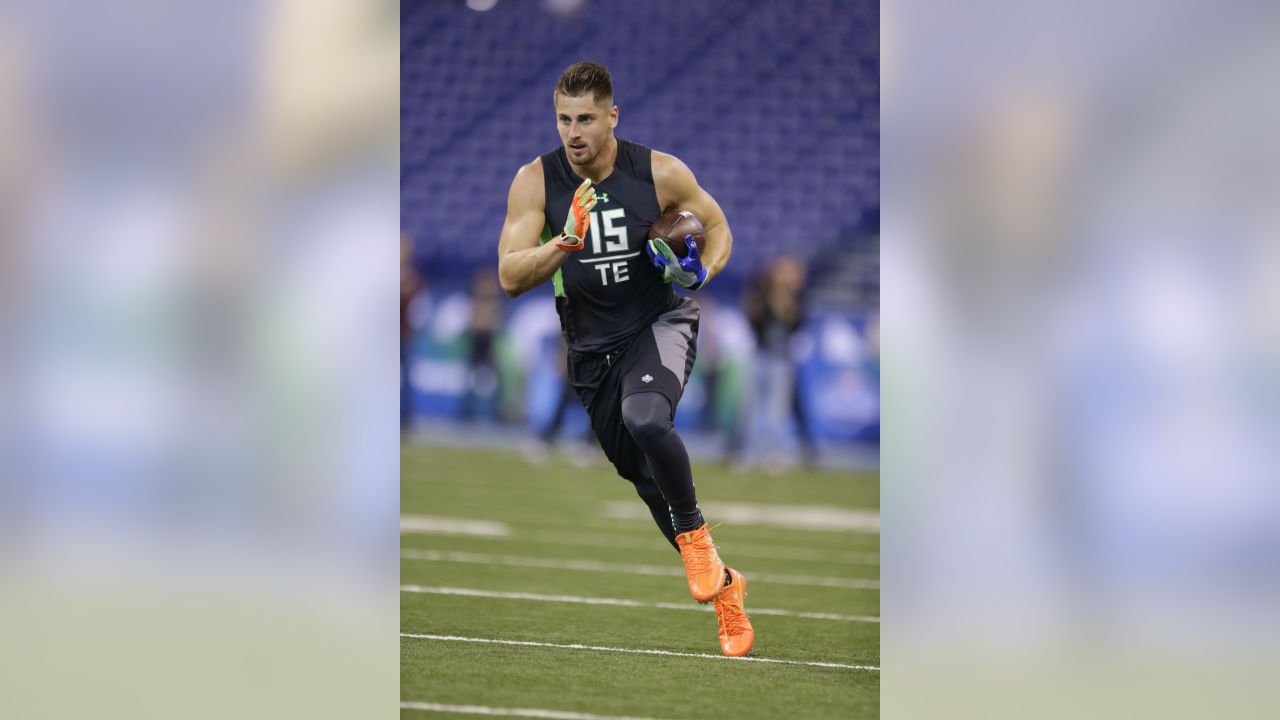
{"left": 680, "top": 525, "right": 721, "bottom": 576}
{"left": 716, "top": 590, "right": 751, "bottom": 636}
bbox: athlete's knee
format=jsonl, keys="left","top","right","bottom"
{"left": 621, "top": 392, "right": 673, "bottom": 448}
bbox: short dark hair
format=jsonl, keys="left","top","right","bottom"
{"left": 554, "top": 61, "right": 613, "bottom": 104}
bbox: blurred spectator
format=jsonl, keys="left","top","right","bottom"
{"left": 523, "top": 337, "right": 598, "bottom": 466}
{"left": 460, "top": 269, "right": 503, "bottom": 422}
{"left": 735, "top": 257, "right": 817, "bottom": 471}
{"left": 401, "top": 232, "right": 423, "bottom": 433}
{"left": 695, "top": 293, "right": 728, "bottom": 434}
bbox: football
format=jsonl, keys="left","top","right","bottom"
{"left": 647, "top": 210, "right": 705, "bottom": 259}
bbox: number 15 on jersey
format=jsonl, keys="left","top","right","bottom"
{"left": 589, "top": 209, "right": 629, "bottom": 254}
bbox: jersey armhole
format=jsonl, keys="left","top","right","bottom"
{"left": 635, "top": 142, "right": 655, "bottom": 184}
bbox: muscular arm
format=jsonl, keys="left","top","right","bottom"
{"left": 497, "top": 160, "right": 571, "bottom": 297}
{"left": 652, "top": 151, "right": 733, "bottom": 282}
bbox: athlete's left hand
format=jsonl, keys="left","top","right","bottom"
{"left": 646, "top": 235, "right": 708, "bottom": 290}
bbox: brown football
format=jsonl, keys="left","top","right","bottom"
{"left": 647, "top": 210, "right": 705, "bottom": 259}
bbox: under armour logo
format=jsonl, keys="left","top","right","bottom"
{"left": 641, "top": 374, "right": 653, "bottom": 383}
{"left": 597, "top": 192, "right": 609, "bottom": 204}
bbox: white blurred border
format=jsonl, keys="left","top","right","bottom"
{"left": 884, "top": 1, "right": 1280, "bottom": 717}
{"left": 0, "top": 1, "right": 398, "bottom": 717}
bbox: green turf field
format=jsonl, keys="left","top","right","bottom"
{"left": 401, "top": 444, "right": 880, "bottom": 719}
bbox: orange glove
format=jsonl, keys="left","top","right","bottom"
{"left": 554, "top": 178, "right": 597, "bottom": 251}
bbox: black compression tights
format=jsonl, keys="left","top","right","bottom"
{"left": 621, "top": 392, "right": 705, "bottom": 539}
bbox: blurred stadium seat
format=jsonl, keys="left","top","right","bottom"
{"left": 401, "top": 0, "right": 878, "bottom": 287}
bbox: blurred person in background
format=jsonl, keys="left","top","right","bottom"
{"left": 461, "top": 268, "right": 504, "bottom": 423}
{"left": 524, "top": 337, "right": 599, "bottom": 467}
{"left": 737, "top": 257, "right": 817, "bottom": 472}
{"left": 496, "top": 61, "right": 753, "bottom": 656}
{"left": 694, "top": 294, "right": 726, "bottom": 436}
{"left": 401, "top": 232, "right": 423, "bottom": 434}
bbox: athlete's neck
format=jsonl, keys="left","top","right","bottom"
{"left": 575, "top": 136, "right": 618, "bottom": 183}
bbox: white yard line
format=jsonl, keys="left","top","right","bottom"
{"left": 604, "top": 501, "right": 880, "bottom": 534}
{"left": 400, "top": 633, "right": 879, "bottom": 671}
{"left": 401, "top": 701, "right": 665, "bottom": 720}
{"left": 400, "top": 520, "right": 879, "bottom": 564}
{"left": 401, "top": 515, "right": 511, "bottom": 537}
{"left": 519, "top": 530, "right": 880, "bottom": 566}
{"left": 479, "top": 517, "right": 883, "bottom": 551}
{"left": 401, "top": 585, "right": 880, "bottom": 623}
{"left": 400, "top": 549, "right": 879, "bottom": 590}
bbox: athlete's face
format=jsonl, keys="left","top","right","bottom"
{"left": 554, "top": 92, "right": 617, "bottom": 166}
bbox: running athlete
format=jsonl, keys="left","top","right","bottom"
{"left": 497, "top": 61, "right": 753, "bottom": 657}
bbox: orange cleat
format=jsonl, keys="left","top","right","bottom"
{"left": 715, "top": 567, "right": 754, "bottom": 657}
{"left": 675, "top": 523, "right": 727, "bottom": 603}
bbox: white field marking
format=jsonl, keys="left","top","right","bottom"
{"left": 492, "top": 517, "right": 884, "bottom": 552}
{"left": 604, "top": 501, "right": 880, "bottom": 534}
{"left": 401, "top": 585, "right": 880, "bottom": 623}
{"left": 400, "top": 549, "right": 879, "bottom": 590}
{"left": 400, "top": 633, "right": 879, "bottom": 671}
{"left": 400, "top": 515, "right": 511, "bottom": 537}
{"left": 520, "top": 530, "right": 880, "bottom": 566}
{"left": 400, "top": 701, "right": 665, "bottom": 720}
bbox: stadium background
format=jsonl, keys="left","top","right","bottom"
{"left": 400, "top": 0, "right": 879, "bottom": 455}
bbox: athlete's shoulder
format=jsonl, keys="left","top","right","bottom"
{"left": 649, "top": 149, "right": 686, "bottom": 178}
{"left": 507, "top": 157, "right": 545, "bottom": 209}
{"left": 653, "top": 148, "right": 700, "bottom": 177}
{"left": 649, "top": 150, "right": 697, "bottom": 207}
{"left": 511, "top": 156, "right": 545, "bottom": 188}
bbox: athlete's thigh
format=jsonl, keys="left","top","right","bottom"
{"left": 584, "top": 363, "right": 649, "bottom": 484}
{"left": 618, "top": 300, "right": 700, "bottom": 411}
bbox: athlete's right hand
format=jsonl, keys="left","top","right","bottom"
{"left": 555, "top": 178, "right": 597, "bottom": 251}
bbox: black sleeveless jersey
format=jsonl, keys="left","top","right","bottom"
{"left": 540, "top": 138, "right": 677, "bottom": 353}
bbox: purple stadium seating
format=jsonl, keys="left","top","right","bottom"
{"left": 402, "top": 0, "right": 879, "bottom": 291}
